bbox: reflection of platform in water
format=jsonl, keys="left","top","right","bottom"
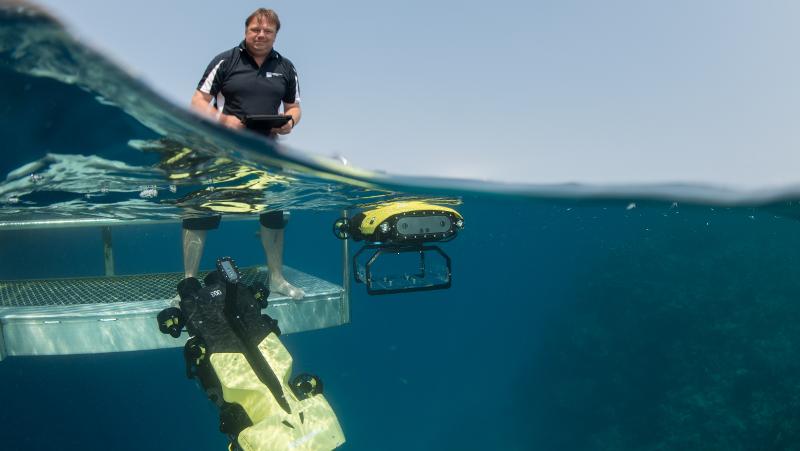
{"left": 0, "top": 266, "right": 347, "bottom": 359}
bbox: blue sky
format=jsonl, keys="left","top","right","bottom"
{"left": 35, "top": 0, "right": 800, "bottom": 189}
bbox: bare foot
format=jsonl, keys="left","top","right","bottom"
{"left": 270, "top": 275, "right": 305, "bottom": 300}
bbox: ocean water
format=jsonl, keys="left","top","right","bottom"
{"left": 3, "top": 4, "right": 800, "bottom": 451}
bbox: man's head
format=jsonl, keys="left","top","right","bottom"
{"left": 244, "top": 8, "right": 281, "bottom": 58}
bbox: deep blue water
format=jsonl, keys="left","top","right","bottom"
{"left": 4, "top": 5, "right": 800, "bottom": 451}
{"left": 5, "top": 201, "right": 800, "bottom": 450}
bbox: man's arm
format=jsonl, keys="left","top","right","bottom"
{"left": 274, "top": 102, "right": 301, "bottom": 135}
{"left": 190, "top": 90, "right": 215, "bottom": 116}
{"left": 190, "top": 90, "right": 243, "bottom": 129}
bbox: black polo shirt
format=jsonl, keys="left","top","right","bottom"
{"left": 197, "top": 41, "right": 300, "bottom": 120}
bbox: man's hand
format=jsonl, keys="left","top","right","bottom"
{"left": 273, "top": 118, "right": 294, "bottom": 136}
{"left": 219, "top": 113, "right": 244, "bottom": 130}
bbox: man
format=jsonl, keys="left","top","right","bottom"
{"left": 185, "top": 8, "right": 304, "bottom": 300}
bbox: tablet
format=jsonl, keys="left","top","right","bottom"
{"left": 243, "top": 114, "right": 292, "bottom": 133}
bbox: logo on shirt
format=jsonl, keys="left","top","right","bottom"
{"left": 264, "top": 72, "right": 284, "bottom": 78}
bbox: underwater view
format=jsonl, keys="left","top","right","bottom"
{"left": 4, "top": 4, "right": 800, "bottom": 450}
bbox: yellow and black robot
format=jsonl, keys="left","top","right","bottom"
{"left": 333, "top": 201, "right": 464, "bottom": 295}
{"left": 157, "top": 257, "right": 345, "bottom": 451}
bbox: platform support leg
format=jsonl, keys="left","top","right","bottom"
{"left": 341, "top": 210, "right": 351, "bottom": 325}
{"left": 102, "top": 226, "right": 115, "bottom": 276}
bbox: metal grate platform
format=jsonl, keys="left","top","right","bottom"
{"left": 0, "top": 266, "right": 331, "bottom": 307}
{"left": 0, "top": 266, "right": 348, "bottom": 360}
{"left": 0, "top": 273, "right": 179, "bottom": 308}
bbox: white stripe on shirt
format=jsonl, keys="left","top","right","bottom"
{"left": 199, "top": 60, "right": 225, "bottom": 94}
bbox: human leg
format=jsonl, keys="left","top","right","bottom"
{"left": 181, "top": 215, "right": 221, "bottom": 278}
{"left": 182, "top": 228, "right": 206, "bottom": 279}
{"left": 259, "top": 211, "right": 304, "bottom": 300}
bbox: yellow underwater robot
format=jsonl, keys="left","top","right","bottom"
{"left": 333, "top": 201, "right": 464, "bottom": 295}
{"left": 158, "top": 257, "right": 345, "bottom": 451}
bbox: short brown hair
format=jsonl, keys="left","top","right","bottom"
{"left": 245, "top": 8, "right": 280, "bottom": 32}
